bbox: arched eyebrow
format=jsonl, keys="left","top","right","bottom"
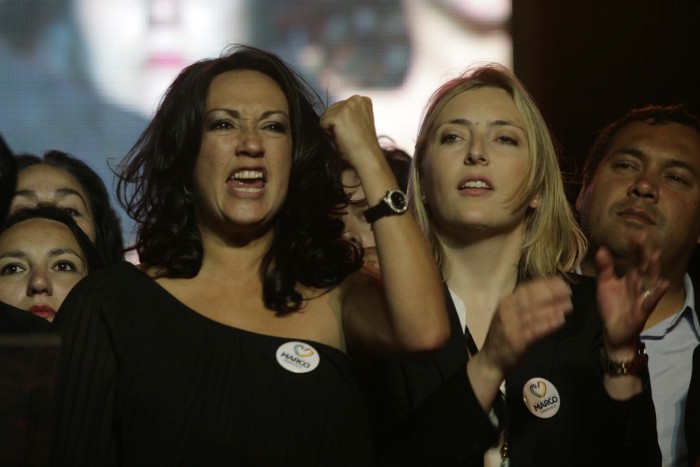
{"left": 436, "top": 118, "right": 526, "bottom": 133}
{"left": 0, "top": 247, "right": 82, "bottom": 261}
{"left": 0, "top": 250, "right": 26, "bottom": 261}
{"left": 14, "top": 188, "right": 88, "bottom": 205}
{"left": 48, "top": 247, "right": 83, "bottom": 258}
{"left": 204, "top": 109, "right": 290, "bottom": 120}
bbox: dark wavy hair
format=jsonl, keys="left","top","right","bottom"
{"left": 2, "top": 205, "right": 104, "bottom": 274}
{"left": 117, "top": 44, "right": 360, "bottom": 313}
{"left": 581, "top": 104, "right": 700, "bottom": 188}
{"left": 14, "top": 151, "right": 124, "bottom": 266}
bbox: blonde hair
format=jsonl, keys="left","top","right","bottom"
{"left": 408, "top": 64, "right": 586, "bottom": 281}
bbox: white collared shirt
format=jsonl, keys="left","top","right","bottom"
{"left": 574, "top": 268, "right": 700, "bottom": 466}
{"left": 642, "top": 275, "right": 700, "bottom": 467}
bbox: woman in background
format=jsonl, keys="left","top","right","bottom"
{"left": 12, "top": 151, "right": 124, "bottom": 265}
{"left": 0, "top": 206, "right": 102, "bottom": 322}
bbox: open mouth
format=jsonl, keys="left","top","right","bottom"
{"left": 459, "top": 180, "right": 491, "bottom": 189}
{"left": 229, "top": 169, "right": 266, "bottom": 192}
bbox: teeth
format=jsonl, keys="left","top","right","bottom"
{"left": 234, "top": 187, "right": 263, "bottom": 192}
{"left": 461, "top": 180, "right": 490, "bottom": 189}
{"left": 232, "top": 170, "right": 264, "bottom": 180}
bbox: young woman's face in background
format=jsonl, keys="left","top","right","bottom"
{"left": 0, "top": 218, "right": 89, "bottom": 321}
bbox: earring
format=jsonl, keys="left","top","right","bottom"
{"left": 183, "top": 186, "right": 193, "bottom": 204}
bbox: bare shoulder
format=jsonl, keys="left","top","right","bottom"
{"left": 323, "top": 269, "right": 379, "bottom": 309}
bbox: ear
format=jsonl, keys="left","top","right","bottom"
{"left": 529, "top": 193, "right": 541, "bottom": 209}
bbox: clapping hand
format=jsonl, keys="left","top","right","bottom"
{"left": 595, "top": 234, "right": 669, "bottom": 356}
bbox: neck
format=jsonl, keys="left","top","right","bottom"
{"left": 197, "top": 226, "right": 274, "bottom": 280}
{"left": 442, "top": 229, "right": 522, "bottom": 347}
{"left": 443, "top": 236, "right": 520, "bottom": 304}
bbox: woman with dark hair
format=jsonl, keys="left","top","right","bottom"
{"left": 0, "top": 205, "right": 102, "bottom": 322}
{"left": 12, "top": 151, "right": 124, "bottom": 266}
{"left": 50, "top": 45, "right": 448, "bottom": 465}
{"left": 1, "top": 133, "right": 52, "bottom": 332}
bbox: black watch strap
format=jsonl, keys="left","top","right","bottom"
{"left": 363, "top": 190, "right": 408, "bottom": 224}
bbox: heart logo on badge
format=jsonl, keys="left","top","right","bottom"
{"left": 529, "top": 380, "right": 546, "bottom": 398}
{"left": 294, "top": 344, "right": 315, "bottom": 357}
{"left": 522, "top": 377, "right": 560, "bottom": 419}
{"left": 277, "top": 341, "right": 320, "bottom": 374}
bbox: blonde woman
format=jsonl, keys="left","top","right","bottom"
{"left": 368, "top": 64, "right": 664, "bottom": 467}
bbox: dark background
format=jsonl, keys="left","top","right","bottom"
{"left": 513, "top": 0, "right": 700, "bottom": 188}
{"left": 512, "top": 0, "right": 700, "bottom": 276}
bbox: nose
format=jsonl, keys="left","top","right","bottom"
{"left": 236, "top": 129, "right": 265, "bottom": 158}
{"left": 627, "top": 170, "right": 659, "bottom": 203}
{"left": 342, "top": 228, "right": 361, "bottom": 248}
{"left": 27, "top": 270, "right": 52, "bottom": 297}
{"left": 343, "top": 215, "right": 363, "bottom": 247}
{"left": 149, "top": 0, "right": 179, "bottom": 26}
{"left": 464, "top": 136, "right": 487, "bottom": 165}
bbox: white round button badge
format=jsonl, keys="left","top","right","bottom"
{"left": 522, "top": 377, "right": 560, "bottom": 419}
{"left": 276, "top": 341, "right": 320, "bottom": 373}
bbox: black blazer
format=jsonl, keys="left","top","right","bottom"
{"left": 364, "top": 274, "right": 661, "bottom": 467}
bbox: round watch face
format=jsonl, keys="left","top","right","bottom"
{"left": 388, "top": 190, "right": 408, "bottom": 212}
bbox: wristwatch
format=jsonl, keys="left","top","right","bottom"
{"left": 363, "top": 189, "right": 408, "bottom": 223}
{"left": 600, "top": 342, "right": 648, "bottom": 376}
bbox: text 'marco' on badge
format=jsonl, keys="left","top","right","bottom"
{"left": 522, "top": 377, "right": 560, "bottom": 419}
{"left": 276, "top": 341, "right": 320, "bottom": 373}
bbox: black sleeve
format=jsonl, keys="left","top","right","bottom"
{"left": 375, "top": 365, "right": 498, "bottom": 467}
{"left": 50, "top": 273, "right": 120, "bottom": 467}
{"left": 585, "top": 369, "right": 661, "bottom": 467}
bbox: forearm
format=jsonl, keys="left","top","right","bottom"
{"left": 373, "top": 216, "right": 447, "bottom": 351}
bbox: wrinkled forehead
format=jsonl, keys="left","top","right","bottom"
{"left": 605, "top": 120, "right": 700, "bottom": 167}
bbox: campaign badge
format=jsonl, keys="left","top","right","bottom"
{"left": 522, "top": 377, "right": 560, "bottom": 418}
{"left": 276, "top": 341, "right": 320, "bottom": 373}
